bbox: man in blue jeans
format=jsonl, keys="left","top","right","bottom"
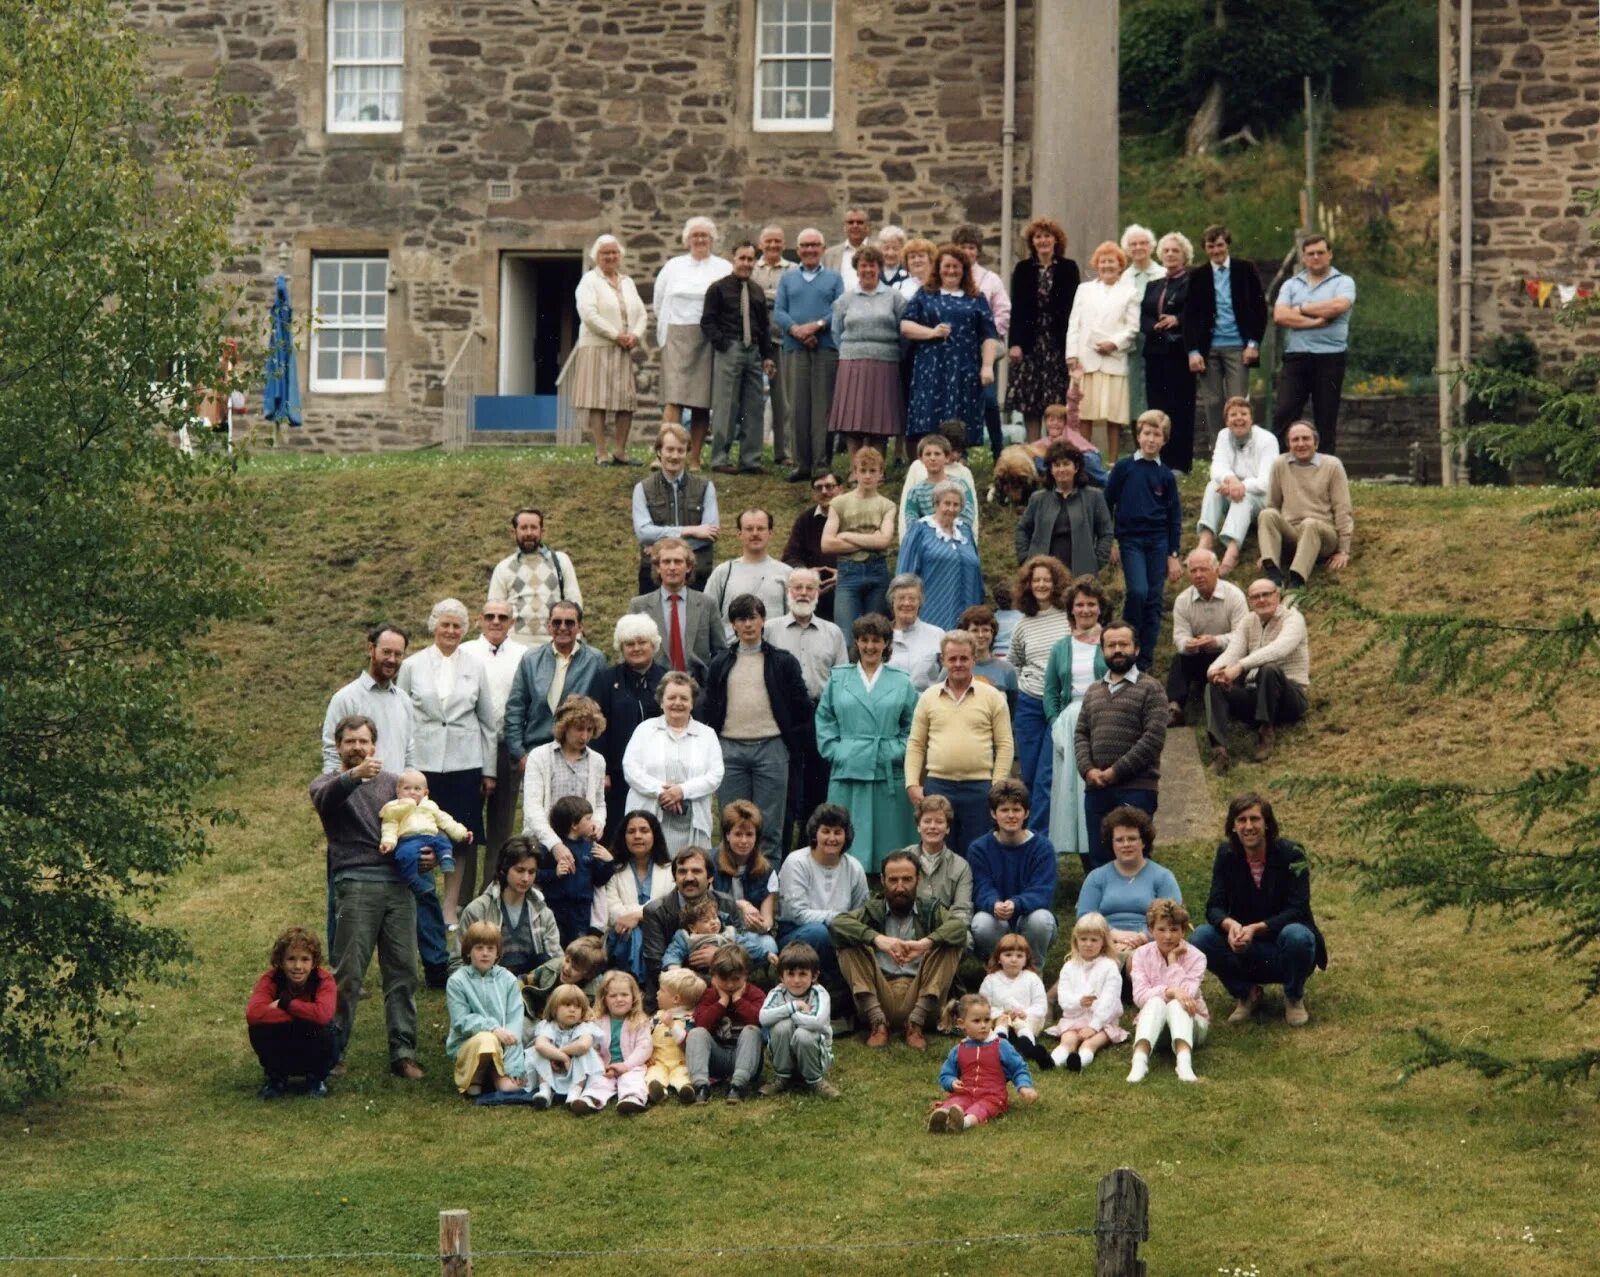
{"left": 1189, "top": 792, "right": 1328, "bottom": 1028}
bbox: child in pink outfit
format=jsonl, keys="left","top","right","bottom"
{"left": 1127, "top": 899, "right": 1210, "bottom": 1084}
{"left": 585, "top": 971, "right": 652, "bottom": 1115}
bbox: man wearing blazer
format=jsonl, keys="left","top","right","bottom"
{"left": 1183, "top": 223, "right": 1267, "bottom": 443}
{"left": 626, "top": 536, "right": 728, "bottom": 684}
{"left": 822, "top": 208, "right": 870, "bottom": 277}
{"left": 503, "top": 600, "right": 607, "bottom": 769}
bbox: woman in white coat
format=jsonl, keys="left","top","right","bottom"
{"left": 1065, "top": 241, "right": 1140, "bottom": 466}
{"left": 650, "top": 216, "right": 732, "bottom": 469}
{"left": 396, "top": 598, "right": 499, "bottom": 923}
{"left": 570, "top": 234, "right": 649, "bottom": 467}
{"left": 621, "top": 671, "right": 724, "bottom": 857}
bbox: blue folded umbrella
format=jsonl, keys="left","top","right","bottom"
{"left": 262, "top": 274, "right": 303, "bottom": 428}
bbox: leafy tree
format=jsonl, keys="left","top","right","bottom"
{"left": 0, "top": 1, "right": 258, "bottom": 1104}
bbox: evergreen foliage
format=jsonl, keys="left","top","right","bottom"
{"left": 0, "top": 1, "right": 258, "bottom": 1104}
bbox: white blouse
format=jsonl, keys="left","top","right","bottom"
{"left": 1065, "top": 277, "right": 1140, "bottom": 376}
{"left": 621, "top": 717, "right": 724, "bottom": 844}
{"left": 651, "top": 253, "right": 734, "bottom": 347}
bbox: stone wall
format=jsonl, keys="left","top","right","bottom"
{"left": 1444, "top": 0, "right": 1600, "bottom": 368}
{"left": 129, "top": 0, "right": 1041, "bottom": 452}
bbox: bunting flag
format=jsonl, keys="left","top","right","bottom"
{"left": 1523, "top": 278, "right": 1592, "bottom": 308}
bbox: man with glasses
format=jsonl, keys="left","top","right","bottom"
{"left": 487, "top": 507, "right": 582, "bottom": 647}
{"left": 766, "top": 569, "right": 848, "bottom": 849}
{"left": 773, "top": 228, "right": 844, "bottom": 482}
{"left": 464, "top": 602, "right": 524, "bottom": 877}
{"left": 780, "top": 472, "right": 841, "bottom": 621}
{"left": 1205, "top": 579, "right": 1310, "bottom": 772}
{"left": 503, "top": 600, "right": 607, "bottom": 773}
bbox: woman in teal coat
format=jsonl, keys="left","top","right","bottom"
{"left": 1044, "top": 577, "right": 1112, "bottom": 858}
{"left": 815, "top": 613, "right": 920, "bottom": 874}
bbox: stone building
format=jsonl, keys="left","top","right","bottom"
{"left": 1439, "top": 0, "right": 1599, "bottom": 385}
{"left": 131, "top": 0, "right": 1120, "bottom": 452}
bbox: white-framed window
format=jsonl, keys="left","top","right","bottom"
{"left": 310, "top": 256, "right": 389, "bottom": 393}
{"left": 327, "top": 1, "right": 404, "bottom": 133}
{"left": 754, "top": 0, "right": 834, "bottom": 132}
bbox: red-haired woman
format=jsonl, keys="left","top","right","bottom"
{"left": 1007, "top": 218, "right": 1081, "bottom": 443}
{"left": 1066, "top": 242, "right": 1141, "bottom": 466}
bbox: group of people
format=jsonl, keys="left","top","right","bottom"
{"left": 568, "top": 212, "right": 1357, "bottom": 481}
{"left": 258, "top": 205, "right": 1357, "bottom": 1127}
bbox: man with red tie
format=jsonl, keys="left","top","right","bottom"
{"left": 626, "top": 537, "right": 728, "bottom": 684}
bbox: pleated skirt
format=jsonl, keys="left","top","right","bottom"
{"left": 567, "top": 344, "right": 638, "bottom": 412}
{"left": 1080, "top": 370, "right": 1130, "bottom": 425}
{"left": 827, "top": 358, "right": 904, "bottom": 437}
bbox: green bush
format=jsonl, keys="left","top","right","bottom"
{"left": 1344, "top": 279, "right": 1437, "bottom": 379}
{"left": 1120, "top": 0, "right": 1206, "bottom": 126}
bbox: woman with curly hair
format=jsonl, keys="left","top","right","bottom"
{"left": 1007, "top": 217, "right": 1080, "bottom": 442}
{"left": 1007, "top": 555, "right": 1074, "bottom": 828}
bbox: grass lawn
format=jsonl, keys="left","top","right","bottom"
{"left": 3, "top": 447, "right": 1598, "bottom": 1275}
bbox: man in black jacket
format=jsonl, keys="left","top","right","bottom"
{"left": 703, "top": 241, "right": 776, "bottom": 475}
{"left": 1183, "top": 224, "right": 1267, "bottom": 457}
{"left": 1190, "top": 791, "right": 1328, "bottom": 1028}
{"left": 701, "top": 593, "right": 813, "bottom": 859}
{"left": 639, "top": 848, "right": 740, "bottom": 1003}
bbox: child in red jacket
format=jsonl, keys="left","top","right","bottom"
{"left": 685, "top": 943, "right": 766, "bottom": 1104}
{"left": 928, "top": 993, "right": 1039, "bottom": 1133}
{"left": 245, "top": 926, "right": 338, "bottom": 1099}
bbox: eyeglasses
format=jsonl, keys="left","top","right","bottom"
{"left": 482, "top": 613, "right": 511, "bottom": 621}
{"left": 1247, "top": 591, "right": 1278, "bottom": 601}
{"left": 549, "top": 618, "right": 578, "bottom": 628}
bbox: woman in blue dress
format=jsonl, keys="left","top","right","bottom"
{"left": 901, "top": 245, "right": 1003, "bottom": 447}
{"left": 895, "top": 481, "right": 984, "bottom": 631}
{"left": 815, "top": 613, "right": 920, "bottom": 875}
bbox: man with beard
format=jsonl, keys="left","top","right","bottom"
{"left": 765, "top": 569, "right": 848, "bottom": 848}
{"left": 487, "top": 507, "right": 583, "bottom": 647}
{"left": 639, "top": 847, "right": 740, "bottom": 1002}
{"left": 1074, "top": 622, "right": 1167, "bottom": 871}
{"left": 831, "top": 852, "right": 965, "bottom": 1050}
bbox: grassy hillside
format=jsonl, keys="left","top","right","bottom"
{"left": 3, "top": 449, "right": 1597, "bottom": 1276}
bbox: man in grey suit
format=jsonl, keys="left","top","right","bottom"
{"left": 503, "top": 600, "right": 607, "bottom": 772}
{"left": 626, "top": 536, "right": 728, "bottom": 683}
{"left": 823, "top": 208, "right": 870, "bottom": 277}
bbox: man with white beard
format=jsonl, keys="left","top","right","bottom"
{"left": 764, "top": 569, "right": 848, "bottom": 850}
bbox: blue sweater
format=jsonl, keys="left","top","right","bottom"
{"left": 1105, "top": 455, "right": 1182, "bottom": 555}
{"left": 1075, "top": 859, "right": 1182, "bottom": 934}
{"left": 966, "top": 831, "right": 1059, "bottom": 915}
{"left": 774, "top": 269, "right": 845, "bottom": 353}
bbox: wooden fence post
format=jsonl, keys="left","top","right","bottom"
{"left": 440, "top": 1208, "right": 471, "bottom": 1277}
{"left": 1095, "top": 1167, "right": 1148, "bottom": 1277}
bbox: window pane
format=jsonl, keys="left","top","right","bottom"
{"left": 761, "top": 88, "right": 783, "bottom": 120}
{"left": 812, "top": 23, "right": 832, "bottom": 55}
{"left": 810, "top": 88, "right": 830, "bottom": 120}
{"left": 365, "top": 260, "right": 387, "bottom": 291}
{"left": 317, "top": 349, "right": 340, "bottom": 381}
{"left": 340, "top": 261, "right": 363, "bottom": 291}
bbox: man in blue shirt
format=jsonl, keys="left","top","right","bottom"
{"left": 1183, "top": 224, "right": 1267, "bottom": 460}
{"left": 1271, "top": 236, "right": 1357, "bottom": 454}
{"left": 773, "top": 228, "right": 844, "bottom": 483}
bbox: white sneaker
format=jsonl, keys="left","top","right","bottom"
{"left": 1175, "top": 1054, "right": 1198, "bottom": 1083}
{"left": 1126, "top": 1053, "right": 1150, "bottom": 1084}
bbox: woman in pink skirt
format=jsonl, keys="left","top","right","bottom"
{"left": 827, "top": 246, "right": 908, "bottom": 462}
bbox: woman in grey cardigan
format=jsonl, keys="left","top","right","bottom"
{"left": 826, "top": 246, "right": 908, "bottom": 460}
{"left": 1013, "top": 442, "right": 1113, "bottom": 579}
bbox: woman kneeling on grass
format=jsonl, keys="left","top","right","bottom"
{"left": 246, "top": 926, "right": 337, "bottom": 1099}
{"left": 445, "top": 920, "right": 527, "bottom": 1098}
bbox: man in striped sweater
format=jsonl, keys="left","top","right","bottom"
{"left": 1073, "top": 624, "right": 1167, "bottom": 870}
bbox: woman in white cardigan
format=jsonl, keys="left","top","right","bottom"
{"left": 569, "top": 234, "right": 649, "bottom": 467}
{"left": 522, "top": 696, "right": 609, "bottom": 858}
{"left": 622, "top": 672, "right": 724, "bottom": 858}
{"left": 1065, "top": 241, "right": 1141, "bottom": 466}
{"left": 602, "top": 810, "right": 677, "bottom": 979}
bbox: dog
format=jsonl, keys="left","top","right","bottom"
{"left": 987, "top": 445, "right": 1041, "bottom": 507}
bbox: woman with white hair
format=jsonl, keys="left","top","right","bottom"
{"left": 1140, "top": 231, "right": 1198, "bottom": 474}
{"left": 877, "top": 225, "right": 910, "bottom": 291}
{"left": 1119, "top": 224, "right": 1158, "bottom": 421}
{"left": 571, "top": 234, "right": 649, "bottom": 466}
{"left": 622, "top": 672, "right": 724, "bottom": 856}
{"left": 650, "top": 216, "right": 733, "bottom": 469}
{"left": 894, "top": 481, "right": 984, "bottom": 631}
{"left": 397, "top": 597, "right": 499, "bottom": 922}
{"left": 593, "top": 613, "right": 665, "bottom": 849}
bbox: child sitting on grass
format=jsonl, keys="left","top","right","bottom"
{"left": 585, "top": 971, "right": 652, "bottom": 1115}
{"left": 1047, "top": 911, "right": 1128, "bottom": 1071}
{"left": 537, "top": 795, "right": 616, "bottom": 947}
{"left": 1127, "top": 899, "right": 1209, "bottom": 1085}
{"left": 686, "top": 943, "right": 766, "bottom": 1104}
{"left": 928, "top": 994, "right": 1038, "bottom": 1134}
{"left": 521, "top": 934, "right": 606, "bottom": 1025}
{"left": 758, "top": 942, "right": 839, "bottom": 1099}
{"left": 647, "top": 968, "right": 706, "bottom": 1104}
{"left": 379, "top": 769, "right": 471, "bottom": 891}
{"left": 245, "top": 926, "right": 337, "bottom": 1100}
{"left": 444, "top": 920, "right": 526, "bottom": 1098}
{"left": 978, "top": 933, "right": 1051, "bottom": 1068}
{"left": 529, "top": 983, "right": 602, "bottom": 1112}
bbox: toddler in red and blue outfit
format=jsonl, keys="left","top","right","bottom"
{"left": 928, "top": 993, "right": 1039, "bottom": 1133}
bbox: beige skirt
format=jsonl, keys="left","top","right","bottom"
{"left": 453, "top": 1031, "right": 509, "bottom": 1094}
{"left": 566, "top": 344, "right": 638, "bottom": 413}
{"left": 661, "top": 323, "right": 714, "bottom": 409}
{"left": 1080, "top": 370, "right": 1129, "bottom": 425}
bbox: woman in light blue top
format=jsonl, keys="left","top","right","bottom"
{"left": 895, "top": 482, "right": 983, "bottom": 632}
{"left": 1074, "top": 805, "right": 1180, "bottom": 963}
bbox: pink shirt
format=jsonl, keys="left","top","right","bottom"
{"left": 1130, "top": 940, "right": 1210, "bottom": 1022}
{"left": 972, "top": 264, "right": 1012, "bottom": 339}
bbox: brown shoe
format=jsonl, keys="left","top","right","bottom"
{"left": 1167, "top": 702, "right": 1185, "bottom": 728}
{"left": 1227, "top": 986, "right": 1263, "bottom": 1024}
{"left": 865, "top": 1021, "right": 890, "bottom": 1048}
{"left": 1284, "top": 997, "right": 1310, "bottom": 1028}
{"left": 1210, "top": 744, "right": 1232, "bottom": 775}
{"left": 390, "top": 1058, "right": 425, "bottom": 1081}
{"left": 904, "top": 1022, "right": 929, "bottom": 1051}
{"left": 1253, "top": 725, "right": 1277, "bottom": 762}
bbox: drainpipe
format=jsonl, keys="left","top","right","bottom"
{"left": 999, "top": 0, "right": 1017, "bottom": 410}
{"left": 1453, "top": 0, "right": 1475, "bottom": 486}
{"left": 1437, "top": 0, "right": 1453, "bottom": 484}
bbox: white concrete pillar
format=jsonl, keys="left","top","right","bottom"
{"left": 1032, "top": 0, "right": 1120, "bottom": 264}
